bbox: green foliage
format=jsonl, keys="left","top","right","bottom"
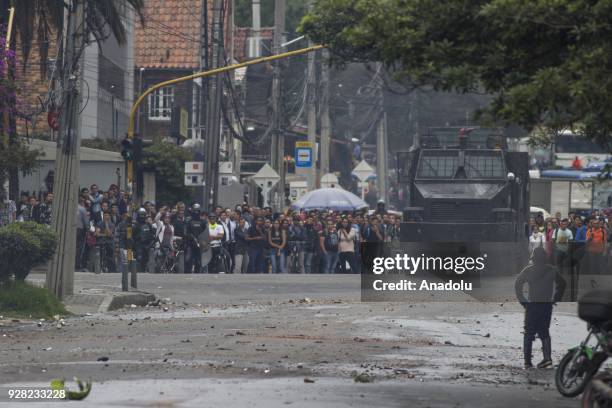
{"left": 0, "top": 141, "right": 42, "bottom": 177}
{"left": 0, "top": 281, "right": 67, "bottom": 319}
{"left": 142, "top": 142, "right": 194, "bottom": 205}
{"left": 0, "top": 222, "right": 57, "bottom": 281}
{"left": 300, "top": 0, "right": 612, "bottom": 148}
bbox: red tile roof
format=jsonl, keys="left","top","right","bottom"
{"left": 135, "top": 0, "right": 203, "bottom": 69}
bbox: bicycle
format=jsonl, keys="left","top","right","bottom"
{"left": 156, "top": 237, "right": 184, "bottom": 274}
{"left": 97, "top": 239, "right": 115, "bottom": 272}
{"left": 208, "top": 243, "right": 231, "bottom": 273}
{"left": 287, "top": 242, "right": 304, "bottom": 274}
{"left": 556, "top": 289, "right": 612, "bottom": 398}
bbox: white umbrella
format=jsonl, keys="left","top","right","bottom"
{"left": 290, "top": 188, "right": 369, "bottom": 211}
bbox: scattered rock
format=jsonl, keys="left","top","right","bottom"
{"left": 129, "top": 304, "right": 137, "bottom": 308}
{"left": 354, "top": 373, "right": 373, "bottom": 383}
{"left": 162, "top": 307, "right": 169, "bottom": 312}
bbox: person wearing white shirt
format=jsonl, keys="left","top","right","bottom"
{"left": 219, "top": 211, "right": 236, "bottom": 272}
{"left": 529, "top": 225, "right": 546, "bottom": 255}
{"left": 207, "top": 213, "right": 225, "bottom": 272}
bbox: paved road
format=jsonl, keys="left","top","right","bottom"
{"left": 0, "top": 273, "right": 587, "bottom": 407}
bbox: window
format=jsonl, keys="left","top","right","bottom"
{"left": 555, "top": 135, "right": 607, "bottom": 154}
{"left": 417, "top": 151, "right": 459, "bottom": 179}
{"left": 148, "top": 86, "right": 174, "bottom": 120}
{"left": 465, "top": 152, "right": 505, "bottom": 179}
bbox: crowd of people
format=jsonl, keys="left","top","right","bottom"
{"left": 3, "top": 181, "right": 612, "bottom": 277}
{"left": 3, "top": 183, "right": 399, "bottom": 275}
{"left": 527, "top": 209, "right": 611, "bottom": 275}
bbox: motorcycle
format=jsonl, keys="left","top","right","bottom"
{"left": 556, "top": 290, "right": 612, "bottom": 398}
{"left": 582, "top": 372, "right": 612, "bottom": 408}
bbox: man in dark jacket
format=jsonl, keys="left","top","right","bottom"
{"left": 186, "top": 204, "right": 206, "bottom": 273}
{"left": 233, "top": 217, "right": 249, "bottom": 273}
{"left": 133, "top": 208, "right": 155, "bottom": 273}
{"left": 515, "top": 247, "right": 566, "bottom": 369}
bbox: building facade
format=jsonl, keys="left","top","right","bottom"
{"left": 15, "top": 9, "right": 135, "bottom": 142}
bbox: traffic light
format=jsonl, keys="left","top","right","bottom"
{"left": 121, "top": 137, "right": 134, "bottom": 161}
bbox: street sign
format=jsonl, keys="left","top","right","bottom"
{"left": 295, "top": 141, "right": 313, "bottom": 168}
{"left": 185, "top": 174, "right": 204, "bottom": 186}
{"left": 185, "top": 161, "right": 204, "bottom": 174}
{"left": 352, "top": 160, "right": 375, "bottom": 182}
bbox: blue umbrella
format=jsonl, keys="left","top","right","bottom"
{"left": 290, "top": 188, "right": 369, "bottom": 211}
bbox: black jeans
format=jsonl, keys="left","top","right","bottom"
{"left": 186, "top": 244, "right": 202, "bottom": 273}
{"left": 523, "top": 303, "right": 553, "bottom": 363}
{"left": 75, "top": 228, "right": 86, "bottom": 269}
{"left": 247, "top": 247, "right": 265, "bottom": 273}
{"left": 338, "top": 252, "right": 359, "bottom": 274}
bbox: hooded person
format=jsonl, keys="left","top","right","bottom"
{"left": 515, "top": 247, "right": 566, "bottom": 369}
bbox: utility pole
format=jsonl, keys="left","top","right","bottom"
{"left": 198, "top": 0, "right": 209, "bottom": 204}
{"left": 203, "top": 0, "right": 224, "bottom": 210}
{"left": 271, "top": 0, "right": 285, "bottom": 210}
{"left": 47, "top": 0, "right": 85, "bottom": 300}
{"left": 376, "top": 112, "right": 389, "bottom": 204}
{"left": 306, "top": 42, "right": 317, "bottom": 191}
{"left": 319, "top": 49, "right": 330, "bottom": 176}
{"left": 374, "top": 63, "right": 389, "bottom": 204}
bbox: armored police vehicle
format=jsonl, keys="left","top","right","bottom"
{"left": 398, "top": 127, "right": 530, "bottom": 275}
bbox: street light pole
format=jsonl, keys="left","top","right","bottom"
{"left": 271, "top": 0, "right": 286, "bottom": 211}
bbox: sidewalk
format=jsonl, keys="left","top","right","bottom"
{"left": 27, "top": 271, "right": 156, "bottom": 315}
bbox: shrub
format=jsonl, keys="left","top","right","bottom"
{"left": 0, "top": 281, "right": 67, "bottom": 318}
{"left": 0, "top": 222, "right": 57, "bottom": 281}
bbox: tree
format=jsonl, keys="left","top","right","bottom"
{"left": 142, "top": 143, "right": 194, "bottom": 206}
{"left": 300, "top": 0, "right": 612, "bottom": 148}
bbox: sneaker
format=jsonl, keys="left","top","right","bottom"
{"left": 536, "top": 359, "right": 553, "bottom": 369}
{"left": 524, "top": 362, "right": 534, "bottom": 369}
